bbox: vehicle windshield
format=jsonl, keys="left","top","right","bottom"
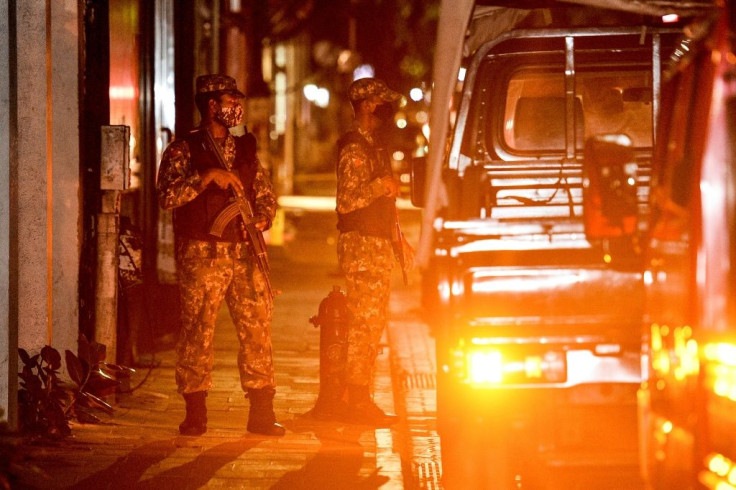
{"left": 503, "top": 68, "right": 654, "bottom": 152}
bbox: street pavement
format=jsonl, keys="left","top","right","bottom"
{"left": 13, "top": 200, "right": 442, "bottom": 489}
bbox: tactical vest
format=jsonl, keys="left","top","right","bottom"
{"left": 173, "top": 129, "right": 258, "bottom": 242}
{"left": 336, "top": 130, "right": 394, "bottom": 239}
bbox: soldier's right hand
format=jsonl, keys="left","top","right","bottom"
{"left": 199, "top": 168, "right": 244, "bottom": 196}
{"left": 381, "top": 177, "right": 401, "bottom": 198}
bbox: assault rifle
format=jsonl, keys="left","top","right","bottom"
{"left": 392, "top": 205, "right": 408, "bottom": 286}
{"left": 203, "top": 129, "right": 275, "bottom": 300}
{"left": 376, "top": 147, "right": 408, "bottom": 286}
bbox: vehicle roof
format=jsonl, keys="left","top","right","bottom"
{"left": 466, "top": 2, "right": 713, "bottom": 57}
{"left": 475, "top": 0, "right": 714, "bottom": 17}
{"left": 414, "top": 0, "right": 718, "bottom": 268}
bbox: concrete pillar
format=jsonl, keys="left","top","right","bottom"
{"left": 48, "top": 0, "right": 81, "bottom": 362}
{"left": 0, "top": 0, "right": 15, "bottom": 425}
{"left": 96, "top": 191, "right": 121, "bottom": 365}
{"left": 0, "top": 1, "right": 80, "bottom": 427}
{"left": 16, "top": 0, "right": 51, "bottom": 354}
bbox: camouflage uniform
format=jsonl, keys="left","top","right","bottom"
{"left": 157, "top": 128, "right": 277, "bottom": 395}
{"left": 336, "top": 124, "right": 396, "bottom": 386}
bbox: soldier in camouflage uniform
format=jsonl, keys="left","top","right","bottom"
{"left": 335, "top": 78, "right": 415, "bottom": 426}
{"left": 156, "top": 74, "right": 284, "bottom": 437}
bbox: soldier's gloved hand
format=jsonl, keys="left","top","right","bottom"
{"left": 254, "top": 214, "right": 270, "bottom": 231}
{"left": 199, "top": 168, "right": 244, "bottom": 196}
{"left": 381, "top": 177, "right": 401, "bottom": 198}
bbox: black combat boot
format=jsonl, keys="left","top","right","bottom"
{"left": 246, "top": 387, "right": 286, "bottom": 436}
{"left": 311, "top": 379, "right": 349, "bottom": 421}
{"left": 346, "top": 384, "right": 398, "bottom": 427}
{"left": 179, "top": 391, "right": 207, "bottom": 436}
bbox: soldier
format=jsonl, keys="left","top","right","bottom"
{"left": 335, "top": 77, "right": 415, "bottom": 426}
{"left": 157, "top": 74, "right": 284, "bottom": 437}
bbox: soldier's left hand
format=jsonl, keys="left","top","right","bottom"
{"left": 255, "top": 217, "right": 269, "bottom": 231}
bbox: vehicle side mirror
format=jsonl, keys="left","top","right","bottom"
{"left": 411, "top": 155, "right": 427, "bottom": 208}
{"left": 582, "top": 134, "right": 638, "bottom": 239}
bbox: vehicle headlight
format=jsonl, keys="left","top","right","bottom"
{"left": 468, "top": 350, "right": 503, "bottom": 383}
{"left": 451, "top": 342, "right": 567, "bottom": 386}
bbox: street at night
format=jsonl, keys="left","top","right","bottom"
{"left": 12, "top": 199, "right": 447, "bottom": 489}
{"left": 3, "top": 2, "right": 735, "bottom": 490}
{"left": 10, "top": 198, "right": 649, "bottom": 489}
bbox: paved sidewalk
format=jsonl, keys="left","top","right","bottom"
{"left": 386, "top": 286, "right": 442, "bottom": 490}
{"left": 13, "top": 209, "right": 442, "bottom": 489}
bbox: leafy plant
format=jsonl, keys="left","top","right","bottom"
{"left": 17, "top": 335, "right": 134, "bottom": 439}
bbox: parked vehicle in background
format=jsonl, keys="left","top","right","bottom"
{"left": 412, "top": 4, "right": 690, "bottom": 489}
{"left": 625, "top": 4, "right": 735, "bottom": 490}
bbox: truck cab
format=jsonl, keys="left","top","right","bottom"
{"left": 417, "top": 7, "right": 682, "bottom": 489}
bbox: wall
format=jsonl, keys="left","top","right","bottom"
{"left": 0, "top": 0, "right": 80, "bottom": 427}
{"left": 0, "top": 0, "right": 14, "bottom": 425}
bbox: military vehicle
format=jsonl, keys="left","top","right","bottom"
{"left": 413, "top": 3, "right": 698, "bottom": 487}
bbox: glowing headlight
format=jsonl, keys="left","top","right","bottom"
{"left": 458, "top": 345, "right": 567, "bottom": 385}
{"left": 468, "top": 350, "right": 503, "bottom": 383}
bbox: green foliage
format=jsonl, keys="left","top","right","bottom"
{"left": 17, "top": 335, "right": 134, "bottom": 440}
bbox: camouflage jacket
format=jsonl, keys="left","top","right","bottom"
{"left": 336, "top": 125, "right": 393, "bottom": 215}
{"left": 157, "top": 129, "right": 277, "bottom": 239}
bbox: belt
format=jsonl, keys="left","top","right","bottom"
{"left": 177, "top": 239, "right": 251, "bottom": 260}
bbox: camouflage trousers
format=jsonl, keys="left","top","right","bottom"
{"left": 337, "top": 231, "right": 393, "bottom": 386}
{"left": 175, "top": 239, "right": 275, "bottom": 394}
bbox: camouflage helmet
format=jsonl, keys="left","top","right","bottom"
{"left": 195, "top": 74, "right": 245, "bottom": 98}
{"left": 348, "top": 77, "right": 401, "bottom": 103}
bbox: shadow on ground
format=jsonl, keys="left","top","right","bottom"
{"left": 271, "top": 413, "right": 390, "bottom": 490}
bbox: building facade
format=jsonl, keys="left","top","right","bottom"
{"left": 0, "top": 0, "right": 294, "bottom": 428}
{"left": 0, "top": 0, "right": 396, "bottom": 428}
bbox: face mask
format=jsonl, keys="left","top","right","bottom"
{"left": 369, "top": 112, "right": 383, "bottom": 131}
{"left": 372, "top": 102, "right": 394, "bottom": 126}
{"left": 215, "top": 103, "right": 243, "bottom": 128}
